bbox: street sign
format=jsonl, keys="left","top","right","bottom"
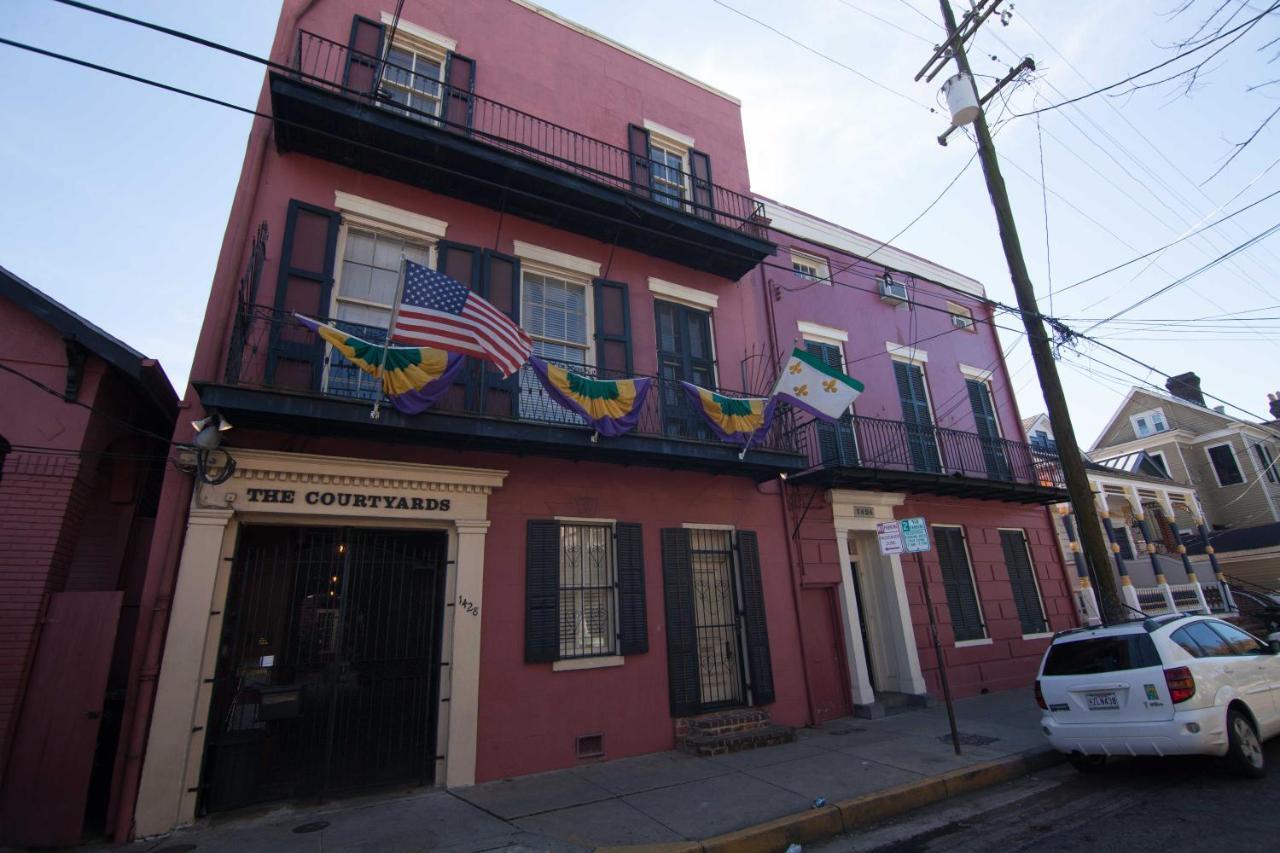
{"left": 899, "top": 517, "right": 930, "bottom": 553}
{"left": 876, "top": 521, "right": 903, "bottom": 555}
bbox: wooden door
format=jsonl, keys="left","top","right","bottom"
{"left": 0, "top": 591, "right": 122, "bottom": 847}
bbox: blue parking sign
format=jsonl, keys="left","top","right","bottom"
{"left": 899, "top": 517, "right": 930, "bottom": 553}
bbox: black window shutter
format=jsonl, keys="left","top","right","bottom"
{"left": 343, "top": 15, "right": 386, "bottom": 94}
{"left": 436, "top": 241, "right": 483, "bottom": 403}
{"left": 627, "top": 124, "right": 652, "bottom": 197}
{"left": 478, "top": 250, "right": 521, "bottom": 417}
{"left": 806, "top": 341, "right": 857, "bottom": 465}
{"left": 737, "top": 530, "right": 776, "bottom": 706}
{"left": 688, "top": 149, "right": 714, "bottom": 218}
{"left": 616, "top": 522, "right": 648, "bottom": 655}
{"left": 267, "top": 200, "right": 341, "bottom": 387}
{"left": 934, "top": 527, "right": 984, "bottom": 642}
{"left": 592, "top": 279, "right": 633, "bottom": 376}
{"left": 661, "top": 528, "right": 700, "bottom": 716}
{"left": 525, "top": 520, "right": 561, "bottom": 663}
{"left": 895, "top": 360, "right": 940, "bottom": 473}
{"left": 443, "top": 52, "right": 476, "bottom": 130}
{"left": 999, "top": 530, "right": 1047, "bottom": 634}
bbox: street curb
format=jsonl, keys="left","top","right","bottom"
{"left": 596, "top": 750, "right": 1063, "bottom": 853}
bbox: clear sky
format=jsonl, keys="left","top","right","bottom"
{"left": 3, "top": 0, "right": 1277, "bottom": 444}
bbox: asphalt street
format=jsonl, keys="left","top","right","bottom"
{"left": 815, "top": 740, "right": 1280, "bottom": 853}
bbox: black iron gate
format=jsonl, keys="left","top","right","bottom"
{"left": 201, "top": 526, "right": 447, "bottom": 813}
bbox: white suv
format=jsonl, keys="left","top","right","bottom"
{"left": 1036, "top": 614, "right": 1280, "bottom": 777}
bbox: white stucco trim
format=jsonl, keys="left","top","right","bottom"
{"left": 643, "top": 119, "right": 696, "bottom": 149}
{"left": 553, "top": 655, "right": 625, "bottom": 672}
{"left": 958, "top": 363, "right": 994, "bottom": 382}
{"left": 649, "top": 277, "right": 718, "bottom": 310}
{"left": 512, "top": 241, "right": 602, "bottom": 277}
{"left": 955, "top": 638, "right": 995, "bottom": 648}
{"left": 798, "top": 320, "right": 848, "bottom": 343}
{"left": 681, "top": 522, "right": 736, "bottom": 530}
{"left": 334, "top": 191, "right": 449, "bottom": 240}
{"left": 886, "top": 342, "right": 928, "bottom": 363}
{"left": 1021, "top": 632, "right": 1054, "bottom": 641}
{"left": 380, "top": 11, "right": 458, "bottom": 53}
{"left": 504, "top": 0, "right": 741, "bottom": 104}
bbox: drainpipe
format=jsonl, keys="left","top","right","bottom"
{"left": 777, "top": 476, "right": 818, "bottom": 727}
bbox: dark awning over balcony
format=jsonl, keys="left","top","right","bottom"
{"left": 268, "top": 31, "right": 775, "bottom": 280}
{"left": 791, "top": 415, "right": 1070, "bottom": 504}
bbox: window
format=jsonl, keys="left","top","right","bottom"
{"left": 934, "top": 526, "right": 986, "bottom": 642}
{"left": 1147, "top": 451, "right": 1170, "bottom": 478}
{"left": 791, "top": 250, "right": 830, "bottom": 284}
{"left": 805, "top": 339, "right": 856, "bottom": 465}
{"left": 1253, "top": 443, "right": 1278, "bottom": 484}
{"left": 1130, "top": 408, "right": 1169, "bottom": 438}
{"left": 999, "top": 530, "right": 1047, "bottom": 635}
{"left": 649, "top": 141, "right": 688, "bottom": 210}
{"left": 381, "top": 40, "right": 446, "bottom": 118}
{"left": 1208, "top": 621, "right": 1268, "bottom": 655}
{"left": 895, "top": 359, "right": 941, "bottom": 473}
{"left": 947, "top": 302, "right": 975, "bottom": 331}
{"left": 1043, "top": 634, "right": 1160, "bottom": 675}
{"left": 520, "top": 267, "right": 591, "bottom": 422}
{"left": 558, "top": 523, "right": 617, "bottom": 659}
{"left": 1173, "top": 621, "right": 1236, "bottom": 657}
{"left": 1206, "top": 443, "right": 1245, "bottom": 486}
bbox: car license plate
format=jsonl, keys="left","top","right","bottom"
{"left": 1086, "top": 691, "right": 1119, "bottom": 710}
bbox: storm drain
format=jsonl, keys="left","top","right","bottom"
{"left": 937, "top": 732, "right": 1000, "bottom": 746}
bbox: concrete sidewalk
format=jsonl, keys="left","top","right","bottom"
{"left": 103, "top": 689, "right": 1051, "bottom": 853}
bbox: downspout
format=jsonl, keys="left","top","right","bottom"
{"left": 777, "top": 476, "right": 819, "bottom": 727}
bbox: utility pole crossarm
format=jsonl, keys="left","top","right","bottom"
{"left": 914, "top": 0, "right": 1006, "bottom": 83}
{"left": 928, "top": 0, "right": 1126, "bottom": 624}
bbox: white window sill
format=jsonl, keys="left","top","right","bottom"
{"left": 1021, "top": 632, "right": 1054, "bottom": 641}
{"left": 954, "top": 638, "right": 993, "bottom": 648}
{"left": 552, "top": 655, "right": 625, "bottom": 672}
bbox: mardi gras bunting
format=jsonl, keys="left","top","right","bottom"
{"left": 295, "top": 314, "right": 464, "bottom": 415}
{"left": 680, "top": 382, "right": 777, "bottom": 447}
{"left": 528, "top": 357, "right": 653, "bottom": 437}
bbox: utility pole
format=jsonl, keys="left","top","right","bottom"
{"left": 924, "top": 0, "right": 1124, "bottom": 623}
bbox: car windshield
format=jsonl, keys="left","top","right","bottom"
{"left": 1043, "top": 633, "right": 1161, "bottom": 676}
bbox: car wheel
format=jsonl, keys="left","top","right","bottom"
{"left": 1226, "top": 709, "right": 1266, "bottom": 779}
{"left": 1068, "top": 753, "right": 1107, "bottom": 773}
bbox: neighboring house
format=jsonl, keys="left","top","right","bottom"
{"left": 0, "top": 267, "right": 176, "bottom": 847}
{"left": 1023, "top": 413, "right": 1056, "bottom": 454}
{"left": 760, "top": 198, "right": 1074, "bottom": 717}
{"left": 108, "top": 0, "right": 1073, "bottom": 840}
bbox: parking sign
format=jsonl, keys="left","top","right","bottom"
{"left": 899, "top": 517, "right": 930, "bottom": 553}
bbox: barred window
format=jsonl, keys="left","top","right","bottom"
{"left": 558, "top": 524, "right": 617, "bottom": 658}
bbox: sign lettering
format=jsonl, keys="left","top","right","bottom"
{"left": 245, "top": 488, "right": 450, "bottom": 513}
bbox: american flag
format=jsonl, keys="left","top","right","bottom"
{"left": 391, "top": 261, "right": 532, "bottom": 377}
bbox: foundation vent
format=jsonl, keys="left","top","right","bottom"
{"left": 575, "top": 733, "right": 605, "bottom": 759}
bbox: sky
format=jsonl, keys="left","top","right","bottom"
{"left": 2, "top": 0, "right": 1278, "bottom": 445}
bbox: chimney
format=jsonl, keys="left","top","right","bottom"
{"left": 1269, "top": 392, "right": 1280, "bottom": 420}
{"left": 1165, "top": 372, "right": 1206, "bottom": 406}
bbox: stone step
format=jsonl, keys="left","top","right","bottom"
{"left": 679, "top": 723, "right": 795, "bottom": 757}
{"left": 686, "top": 708, "right": 771, "bottom": 737}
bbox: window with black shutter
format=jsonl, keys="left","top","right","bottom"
{"left": 966, "top": 378, "right": 1011, "bottom": 481}
{"left": 593, "top": 279, "right": 633, "bottom": 376}
{"left": 267, "top": 200, "right": 341, "bottom": 389}
{"left": 524, "top": 520, "right": 648, "bottom": 663}
{"left": 804, "top": 340, "right": 857, "bottom": 465}
{"left": 933, "top": 526, "right": 985, "bottom": 642}
{"left": 998, "top": 530, "right": 1048, "bottom": 635}
{"left": 1207, "top": 444, "right": 1244, "bottom": 486}
{"left": 433, "top": 241, "right": 518, "bottom": 414}
{"left": 894, "top": 360, "right": 941, "bottom": 473}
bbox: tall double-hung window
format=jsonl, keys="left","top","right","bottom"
{"left": 649, "top": 142, "right": 688, "bottom": 210}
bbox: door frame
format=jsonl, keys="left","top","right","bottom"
{"left": 687, "top": 524, "right": 748, "bottom": 713}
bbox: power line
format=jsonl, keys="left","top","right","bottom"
{"left": 832, "top": 0, "right": 936, "bottom": 45}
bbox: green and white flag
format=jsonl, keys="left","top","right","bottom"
{"left": 773, "top": 347, "right": 864, "bottom": 422}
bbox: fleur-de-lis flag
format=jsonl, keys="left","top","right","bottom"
{"left": 773, "top": 347, "right": 864, "bottom": 421}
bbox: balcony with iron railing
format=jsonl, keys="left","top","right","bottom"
{"left": 791, "top": 414, "right": 1070, "bottom": 503}
{"left": 267, "top": 29, "right": 774, "bottom": 280}
{"left": 197, "top": 305, "right": 805, "bottom": 477}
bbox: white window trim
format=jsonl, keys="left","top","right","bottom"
{"left": 552, "top": 655, "right": 624, "bottom": 672}
{"left": 334, "top": 191, "right": 448, "bottom": 241}
{"left": 1204, "top": 442, "right": 1244, "bottom": 487}
{"left": 521, "top": 262, "right": 596, "bottom": 366}
{"left": 798, "top": 320, "right": 847, "bottom": 344}
{"left": 1020, "top": 632, "right": 1054, "bottom": 641}
{"left": 958, "top": 363, "right": 994, "bottom": 382}
{"left": 681, "top": 522, "right": 736, "bottom": 530}
{"left": 380, "top": 11, "right": 457, "bottom": 54}
{"left": 886, "top": 342, "right": 928, "bottom": 363}
{"left": 1130, "top": 407, "right": 1168, "bottom": 438}
{"left": 643, "top": 119, "right": 695, "bottom": 149}
{"left": 946, "top": 301, "right": 975, "bottom": 331}
{"left": 648, "top": 277, "right": 718, "bottom": 309}
{"left": 512, "top": 241, "right": 601, "bottom": 277}
{"left": 1147, "top": 450, "right": 1171, "bottom": 478}
{"left": 998, "top": 527, "right": 1048, "bottom": 636}
{"left": 790, "top": 250, "right": 831, "bottom": 285}
{"left": 933, "top": 524, "right": 988, "bottom": 643}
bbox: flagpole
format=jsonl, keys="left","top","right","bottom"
{"left": 370, "top": 254, "right": 408, "bottom": 420}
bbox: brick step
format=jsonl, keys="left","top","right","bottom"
{"left": 679, "top": 724, "right": 795, "bottom": 757}
{"left": 687, "top": 708, "right": 771, "bottom": 737}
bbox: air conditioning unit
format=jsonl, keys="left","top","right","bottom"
{"left": 879, "top": 273, "right": 908, "bottom": 304}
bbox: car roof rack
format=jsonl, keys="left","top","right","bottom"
{"left": 1142, "top": 612, "right": 1196, "bottom": 633}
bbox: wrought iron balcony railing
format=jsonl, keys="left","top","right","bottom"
{"left": 287, "top": 29, "right": 767, "bottom": 238}
{"left": 221, "top": 305, "right": 797, "bottom": 454}
{"left": 797, "top": 414, "right": 1066, "bottom": 489}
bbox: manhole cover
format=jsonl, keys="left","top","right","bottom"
{"left": 153, "top": 846, "right": 197, "bottom": 853}
{"left": 937, "top": 732, "right": 999, "bottom": 746}
{"left": 292, "top": 821, "right": 330, "bottom": 834}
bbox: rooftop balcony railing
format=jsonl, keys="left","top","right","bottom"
{"left": 286, "top": 29, "right": 767, "bottom": 239}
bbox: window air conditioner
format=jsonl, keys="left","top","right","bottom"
{"left": 880, "top": 273, "right": 908, "bottom": 304}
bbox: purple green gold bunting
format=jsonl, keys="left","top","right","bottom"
{"left": 528, "top": 357, "right": 653, "bottom": 437}
{"left": 679, "top": 381, "right": 777, "bottom": 446}
{"left": 295, "top": 314, "right": 463, "bottom": 415}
